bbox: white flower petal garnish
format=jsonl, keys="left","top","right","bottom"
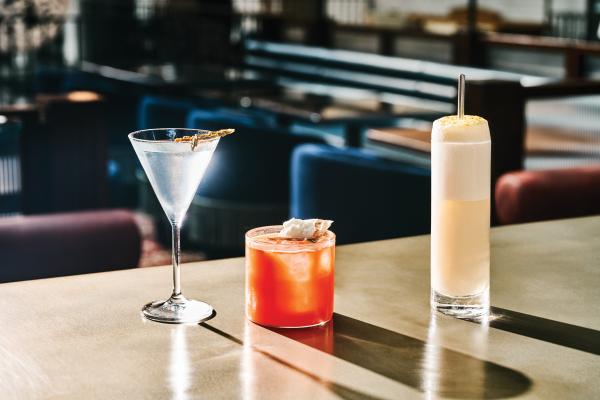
{"left": 280, "top": 218, "right": 333, "bottom": 240}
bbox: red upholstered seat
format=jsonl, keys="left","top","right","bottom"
{"left": 0, "top": 209, "right": 141, "bottom": 283}
{"left": 495, "top": 166, "right": 600, "bottom": 225}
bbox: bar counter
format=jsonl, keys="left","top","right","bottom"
{"left": 1, "top": 217, "right": 599, "bottom": 399}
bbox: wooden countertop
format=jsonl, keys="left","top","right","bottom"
{"left": 1, "top": 217, "right": 599, "bottom": 399}
{"left": 367, "top": 127, "right": 432, "bottom": 153}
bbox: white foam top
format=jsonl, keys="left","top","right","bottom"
{"left": 431, "top": 115, "right": 491, "bottom": 201}
{"left": 432, "top": 115, "right": 490, "bottom": 143}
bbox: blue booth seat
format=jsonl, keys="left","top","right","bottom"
{"left": 139, "top": 95, "right": 205, "bottom": 130}
{"left": 289, "top": 122, "right": 346, "bottom": 147}
{"left": 186, "top": 109, "right": 326, "bottom": 254}
{"left": 139, "top": 95, "right": 276, "bottom": 130}
{"left": 291, "top": 144, "right": 431, "bottom": 244}
{"left": 135, "top": 96, "right": 208, "bottom": 241}
{"left": 136, "top": 96, "right": 279, "bottom": 245}
{"left": 136, "top": 98, "right": 274, "bottom": 195}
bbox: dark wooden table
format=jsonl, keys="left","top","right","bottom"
{"left": 200, "top": 87, "right": 441, "bottom": 146}
{"left": 365, "top": 126, "right": 432, "bottom": 167}
{"left": 366, "top": 124, "right": 600, "bottom": 169}
{"left": 77, "top": 62, "right": 277, "bottom": 96}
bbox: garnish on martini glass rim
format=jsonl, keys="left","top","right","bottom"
{"left": 175, "top": 128, "right": 235, "bottom": 150}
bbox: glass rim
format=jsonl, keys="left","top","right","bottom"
{"left": 128, "top": 128, "right": 221, "bottom": 143}
{"left": 246, "top": 225, "right": 336, "bottom": 251}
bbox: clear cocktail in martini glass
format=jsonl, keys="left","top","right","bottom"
{"left": 129, "top": 128, "right": 232, "bottom": 324}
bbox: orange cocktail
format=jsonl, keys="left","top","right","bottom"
{"left": 245, "top": 226, "right": 335, "bottom": 328}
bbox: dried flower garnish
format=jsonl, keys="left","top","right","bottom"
{"left": 174, "top": 129, "right": 235, "bottom": 150}
{"left": 280, "top": 218, "right": 333, "bottom": 240}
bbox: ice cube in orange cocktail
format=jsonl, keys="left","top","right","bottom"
{"left": 245, "top": 226, "right": 335, "bottom": 328}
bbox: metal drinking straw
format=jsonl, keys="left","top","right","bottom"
{"left": 458, "top": 74, "right": 465, "bottom": 119}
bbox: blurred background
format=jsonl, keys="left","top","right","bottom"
{"left": 1, "top": 0, "right": 599, "bottom": 281}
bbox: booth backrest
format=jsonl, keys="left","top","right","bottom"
{"left": 495, "top": 166, "right": 600, "bottom": 225}
{"left": 291, "top": 144, "right": 431, "bottom": 244}
{"left": 0, "top": 209, "right": 141, "bottom": 283}
{"left": 187, "top": 109, "right": 326, "bottom": 204}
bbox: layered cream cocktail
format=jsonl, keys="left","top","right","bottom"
{"left": 431, "top": 115, "right": 491, "bottom": 318}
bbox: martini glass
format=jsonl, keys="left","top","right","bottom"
{"left": 129, "top": 128, "right": 220, "bottom": 324}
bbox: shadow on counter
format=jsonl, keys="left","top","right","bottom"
{"left": 481, "top": 306, "right": 600, "bottom": 356}
{"left": 270, "top": 313, "right": 532, "bottom": 399}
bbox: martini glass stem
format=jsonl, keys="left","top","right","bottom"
{"left": 171, "top": 222, "right": 182, "bottom": 299}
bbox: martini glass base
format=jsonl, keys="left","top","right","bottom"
{"left": 142, "top": 295, "right": 215, "bottom": 324}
